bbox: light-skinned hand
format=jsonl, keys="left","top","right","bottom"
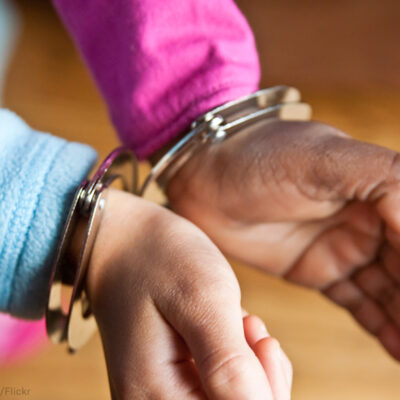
{"left": 86, "top": 189, "right": 292, "bottom": 399}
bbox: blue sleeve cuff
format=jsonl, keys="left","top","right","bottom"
{"left": 0, "top": 109, "right": 98, "bottom": 319}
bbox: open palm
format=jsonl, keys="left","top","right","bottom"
{"left": 168, "top": 119, "right": 400, "bottom": 361}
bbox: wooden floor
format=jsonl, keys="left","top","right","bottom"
{"left": 1, "top": 1, "right": 400, "bottom": 399}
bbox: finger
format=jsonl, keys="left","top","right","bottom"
{"left": 280, "top": 347, "right": 293, "bottom": 389}
{"left": 285, "top": 204, "right": 381, "bottom": 289}
{"left": 375, "top": 189, "right": 400, "bottom": 276}
{"left": 379, "top": 323, "right": 400, "bottom": 362}
{"left": 353, "top": 263, "right": 400, "bottom": 328}
{"left": 243, "top": 315, "right": 293, "bottom": 390}
{"left": 325, "top": 279, "right": 400, "bottom": 360}
{"left": 376, "top": 186, "right": 400, "bottom": 244}
{"left": 243, "top": 315, "right": 269, "bottom": 347}
{"left": 325, "top": 279, "right": 388, "bottom": 335}
{"left": 97, "top": 298, "right": 207, "bottom": 400}
{"left": 159, "top": 281, "right": 274, "bottom": 399}
{"left": 253, "top": 337, "right": 292, "bottom": 400}
{"left": 381, "top": 243, "right": 400, "bottom": 284}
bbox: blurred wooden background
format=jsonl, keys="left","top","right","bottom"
{"left": 1, "top": 0, "right": 400, "bottom": 399}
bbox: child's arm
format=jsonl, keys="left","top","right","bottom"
{"left": 51, "top": 0, "right": 259, "bottom": 160}
{"left": 86, "top": 189, "right": 291, "bottom": 399}
{"left": 0, "top": 109, "right": 290, "bottom": 398}
{"left": 52, "top": 0, "right": 400, "bottom": 364}
{"left": 0, "top": 109, "right": 97, "bottom": 318}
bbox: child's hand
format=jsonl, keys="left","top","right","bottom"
{"left": 167, "top": 119, "right": 400, "bottom": 361}
{"left": 86, "top": 190, "right": 292, "bottom": 399}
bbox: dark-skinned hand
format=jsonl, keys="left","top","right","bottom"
{"left": 168, "top": 119, "right": 400, "bottom": 361}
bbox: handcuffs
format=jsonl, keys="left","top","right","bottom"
{"left": 46, "top": 148, "right": 138, "bottom": 352}
{"left": 46, "top": 85, "right": 312, "bottom": 351}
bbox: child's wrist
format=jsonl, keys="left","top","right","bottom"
{"left": 46, "top": 148, "right": 138, "bottom": 351}
{"left": 141, "top": 86, "right": 311, "bottom": 202}
{"left": 85, "top": 189, "right": 160, "bottom": 314}
{"left": 85, "top": 189, "right": 134, "bottom": 310}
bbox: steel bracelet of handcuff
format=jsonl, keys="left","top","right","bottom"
{"left": 45, "top": 85, "right": 311, "bottom": 352}
{"left": 46, "top": 147, "right": 138, "bottom": 352}
{"left": 140, "top": 85, "right": 312, "bottom": 199}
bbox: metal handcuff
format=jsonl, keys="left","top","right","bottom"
{"left": 46, "top": 148, "right": 138, "bottom": 352}
{"left": 140, "top": 85, "right": 312, "bottom": 199}
{"left": 46, "top": 85, "right": 312, "bottom": 351}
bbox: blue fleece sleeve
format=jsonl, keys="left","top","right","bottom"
{"left": 0, "top": 109, "right": 98, "bottom": 319}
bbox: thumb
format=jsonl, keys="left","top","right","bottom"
{"left": 158, "top": 277, "right": 273, "bottom": 399}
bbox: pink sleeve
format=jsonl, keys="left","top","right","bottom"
{"left": 52, "top": 0, "right": 260, "bottom": 159}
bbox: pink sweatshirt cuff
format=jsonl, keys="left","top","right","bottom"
{"left": 52, "top": 0, "right": 260, "bottom": 159}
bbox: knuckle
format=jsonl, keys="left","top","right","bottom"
{"left": 200, "top": 349, "right": 251, "bottom": 392}
{"left": 377, "top": 284, "right": 397, "bottom": 306}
